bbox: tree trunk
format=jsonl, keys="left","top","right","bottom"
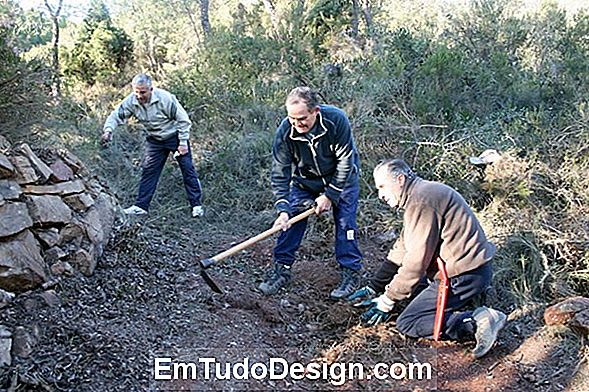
{"left": 44, "top": 0, "right": 62, "bottom": 104}
{"left": 262, "top": 0, "right": 279, "bottom": 37}
{"left": 351, "top": 0, "right": 359, "bottom": 40}
{"left": 180, "top": 0, "right": 201, "bottom": 44}
{"left": 361, "top": 0, "right": 373, "bottom": 35}
{"left": 199, "top": 0, "right": 211, "bottom": 37}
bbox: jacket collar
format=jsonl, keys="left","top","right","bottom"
{"left": 288, "top": 108, "right": 328, "bottom": 143}
{"left": 398, "top": 175, "right": 419, "bottom": 210}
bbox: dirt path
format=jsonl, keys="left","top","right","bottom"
{"left": 1, "top": 220, "right": 586, "bottom": 391}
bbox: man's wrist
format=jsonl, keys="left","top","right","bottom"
{"left": 376, "top": 294, "right": 395, "bottom": 312}
{"left": 179, "top": 140, "right": 188, "bottom": 146}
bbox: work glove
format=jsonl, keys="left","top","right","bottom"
{"left": 361, "top": 294, "right": 395, "bottom": 326}
{"left": 346, "top": 285, "right": 377, "bottom": 307}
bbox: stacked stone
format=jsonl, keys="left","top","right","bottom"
{"left": 0, "top": 135, "right": 117, "bottom": 296}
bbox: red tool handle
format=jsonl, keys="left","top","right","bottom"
{"left": 433, "top": 257, "right": 449, "bottom": 341}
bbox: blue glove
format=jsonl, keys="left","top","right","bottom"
{"left": 360, "top": 294, "right": 395, "bottom": 326}
{"left": 361, "top": 306, "right": 393, "bottom": 326}
{"left": 346, "top": 286, "right": 377, "bottom": 307}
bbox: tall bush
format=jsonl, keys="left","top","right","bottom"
{"left": 63, "top": 1, "right": 133, "bottom": 85}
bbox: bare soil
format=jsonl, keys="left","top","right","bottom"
{"left": 0, "top": 215, "right": 586, "bottom": 391}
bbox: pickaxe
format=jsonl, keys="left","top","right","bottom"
{"left": 199, "top": 206, "right": 316, "bottom": 294}
{"left": 433, "top": 256, "right": 449, "bottom": 341}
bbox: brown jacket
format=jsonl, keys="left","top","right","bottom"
{"left": 385, "top": 176, "right": 495, "bottom": 301}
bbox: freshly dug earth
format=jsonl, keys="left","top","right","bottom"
{"left": 0, "top": 216, "right": 586, "bottom": 391}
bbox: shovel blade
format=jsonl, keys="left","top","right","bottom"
{"left": 201, "top": 269, "right": 224, "bottom": 294}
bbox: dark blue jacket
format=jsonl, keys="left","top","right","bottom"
{"left": 271, "top": 105, "right": 360, "bottom": 213}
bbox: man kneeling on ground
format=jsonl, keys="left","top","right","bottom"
{"left": 348, "top": 158, "right": 506, "bottom": 359}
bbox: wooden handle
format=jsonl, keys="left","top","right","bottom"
{"left": 210, "top": 207, "right": 315, "bottom": 263}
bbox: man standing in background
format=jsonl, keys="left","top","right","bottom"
{"left": 101, "top": 73, "right": 204, "bottom": 218}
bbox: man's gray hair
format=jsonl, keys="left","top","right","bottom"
{"left": 374, "top": 158, "right": 416, "bottom": 180}
{"left": 132, "top": 73, "right": 152, "bottom": 88}
{"left": 286, "top": 86, "right": 320, "bottom": 110}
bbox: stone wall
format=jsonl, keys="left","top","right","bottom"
{"left": 0, "top": 135, "right": 117, "bottom": 295}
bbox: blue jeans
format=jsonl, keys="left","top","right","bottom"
{"left": 273, "top": 182, "right": 363, "bottom": 271}
{"left": 135, "top": 136, "right": 202, "bottom": 211}
{"left": 396, "top": 262, "right": 492, "bottom": 341}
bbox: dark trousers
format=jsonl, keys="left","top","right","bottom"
{"left": 273, "top": 182, "right": 363, "bottom": 271}
{"left": 394, "top": 262, "right": 492, "bottom": 341}
{"left": 135, "top": 137, "right": 202, "bottom": 211}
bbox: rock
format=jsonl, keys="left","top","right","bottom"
{"left": 58, "top": 149, "right": 85, "bottom": 174}
{"left": 63, "top": 261, "right": 74, "bottom": 275}
{"left": 0, "top": 325, "right": 11, "bottom": 338}
{"left": 22, "top": 179, "right": 85, "bottom": 196}
{"left": 81, "top": 192, "right": 116, "bottom": 258}
{"left": 0, "top": 202, "right": 33, "bottom": 238}
{"left": 0, "top": 325, "right": 11, "bottom": 367}
{"left": 23, "top": 297, "right": 40, "bottom": 313}
{"left": 0, "top": 179, "right": 22, "bottom": 199}
{"left": 0, "top": 289, "right": 15, "bottom": 308}
{"left": 45, "top": 246, "right": 68, "bottom": 263}
{"left": 49, "top": 158, "right": 74, "bottom": 182}
{"left": 0, "top": 135, "right": 11, "bottom": 153}
{"left": 50, "top": 260, "right": 74, "bottom": 276}
{"left": 83, "top": 205, "right": 106, "bottom": 245}
{"left": 0, "top": 230, "right": 47, "bottom": 292}
{"left": 11, "top": 155, "right": 38, "bottom": 184}
{"left": 59, "top": 220, "right": 85, "bottom": 247}
{"left": 59, "top": 261, "right": 74, "bottom": 276}
{"left": 39, "top": 290, "right": 61, "bottom": 307}
{"left": 50, "top": 261, "right": 66, "bottom": 275}
{"left": 26, "top": 194, "right": 72, "bottom": 225}
{"left": 35, "top": 227, "right": 60, "bottom": 247}
{"left": 0, "top": 143, "right": 117, "bottom": 293}
{"left": 544, "top": 296, "right": 589, "bottom": 331}
{"left": 41, "top": 278, "right": 60, "bottom": 290}
{"left": 16, "top": 144, "right": 52, "bottom": 183}
{"left": 0, "top": 153, "right": 15, "bottom": 179}
{"left": 84, "top": 178, "right": 105, "bottom": 198}
{"left": 72, "top": 248, "right": 96, "bottom": 276}
{"left": 63, "top": 192, "right": 94, "bottom": 211}
{"left": 11, "top": 326, "right": 34, "bottom": 358}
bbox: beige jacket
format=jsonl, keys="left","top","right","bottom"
{"left": 385, "top": 176, "right": 495, "bottom": 301}
{"left": 103, "top": 88, "right": 191, "bottom": 145}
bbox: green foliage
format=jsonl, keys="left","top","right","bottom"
{"left": 0, "top": 0, "right": 50, "bottom": 134}
{"left": 165, "top": 24, "right": 294, "bottom": 140}
{"left": 63, "top": 1, "right": 133, "bottom": 85}
{"left": 12, "top": 8, "right": 54, "bottom": 51}
{"left": 526, "top": 3, "right": 589, "bottom": 106}
{"left": 304, "top": 0, "right": 352, "bottom": 55}
{"left": 30, "top": 0, "right": 589, "bottom": 303}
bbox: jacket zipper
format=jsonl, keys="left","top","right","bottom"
{"left": 308, "top": 141, "right": 327, "bottom": 187}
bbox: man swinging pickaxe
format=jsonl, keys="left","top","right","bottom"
{"left": 346, "top": 158, "right": 506, "bottom": 359}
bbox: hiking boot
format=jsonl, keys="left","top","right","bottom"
{"left": 330, "top": 268, "right": 360, "bottom": 300}
{"left": 472, "top": 306, "right": 507, "bottom": 359}
{"left": 258, "top": 264, "right": 292, "bottom": 295}
{"left": 192, "top": 205, "right": 204, "bottom": 217}
{"left": 123, "top": 205, "right": 148, "bottom": 215}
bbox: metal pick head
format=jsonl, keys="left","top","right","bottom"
{"left": 201, "top": 269, "right": 224, "bottom": 294}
